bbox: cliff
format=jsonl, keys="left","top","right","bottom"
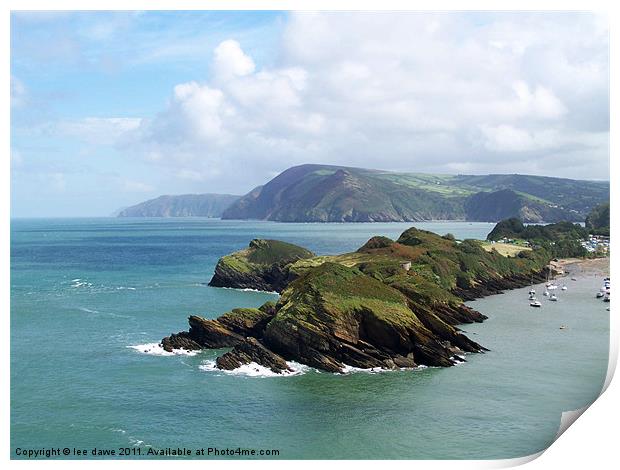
{"left": 117, "top": 193, "right": 240, "bottom": 217}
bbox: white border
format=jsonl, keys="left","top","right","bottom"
{"left": 3, "top": 1, "right": 616, "bottom": 468}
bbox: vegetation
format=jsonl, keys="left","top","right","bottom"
{"left": 189, "top": 225, "right": 553, "bottom": 372}
{"left": 586, "top": 203, "right": 610, "bottom": 236}
{"left": 245, "top": 239, "right": 315, "bottom": 265}
{"left": 208, "top": 239, "right": 315, "bottom": 291}
{"left": 486, "top": 217, "right": 590, "bottom": 258}
{"left": 222, "top": 164, "right": 609, "bottom": 223}
{"left": 487, "top": 218, "right": 589, "bottom": 242}
{"left": 480, "top": 242, "right": 531, "bottom": 257}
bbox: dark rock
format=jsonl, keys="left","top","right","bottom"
{"left": 186, "top": 315, "right": 245, "bottom": 348}
{"left": 216, "top": 308, "right": 275, "bottom": 338}
{"left": 161, "top": 332, "right": 202, "bottom": 352}
{"left": 215, "top": 338, "right": 292, "bottom": 374}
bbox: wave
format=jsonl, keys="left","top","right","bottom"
{"left": 216, "top": 286, "right": 279, "bottom": 295}
{"left": 71, "top": 280, "right": 93, "bottom": 288}
{"left": 341, "top": 364, "right": 429, "bottom": 374}
{"left": 198, "top": 359, "right": 430, "bottom": 377}
{"left": 78, "top": 306, "right": 100, "bottom": 314}
{"left": 198, "top": 360, "right": 310, "bottom": 377}
{"left": 127, "top": 343, "right": 199, "bottom": 357}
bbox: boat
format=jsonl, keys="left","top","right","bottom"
{"left": 547, "top": 284, "right": 558, "bottom": 290}
{"left": 571, "top": 278, "right": 577, "bottom": 281}
{"left": 528, "top": 293, "right": 536, "bottom": 300}
{"left": 530, "top": 300, "right": 542, "bottom": 308}
{"left": 559, "top": 325, "right": 568, "bottom": 330}
{"left": 561, "top": 285, "right": 567, "bottom": 291}
{"left": 597, "top": 292, "right": 605, "bottom": 298}
{"left": 529, "top": 288, "right": 536, "bottom": 296}
{"left": 549, "top": 293, "right": 558, "bottom": 301}
{"left": 603, "top": 293, "right": 610, "bottom": 302}
{"left": 543, "top": 290, "right": 549, "bottom": 296}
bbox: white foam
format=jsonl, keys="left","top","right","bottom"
{"left": 127, "top": 343, "right": 199, "bottom": 357}
{"left": 341, "top": 363, "right": 428, "bottom": 374}
{"left": 199, "top": 360, "right": 310, "bottom": 377}
{"left": 217, "top": 286, "right": 279, "bottom": 295}
{"left": 78, "top": 307, "right": 99, "bottom": 314}
{"left": 71, "top": 280, "right": 93, "bottom": 288}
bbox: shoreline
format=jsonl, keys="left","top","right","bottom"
{"left": 551, "top": 257, "right": 609, "bottom": 278}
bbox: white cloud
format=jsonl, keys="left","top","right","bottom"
{"left": 478, "top": 125, "right": 559, "bottom": 153}
{"left": 213, "top": 40, "right": 256, "bottom": 79}
{"left": 128, "top": 12, "right": 608, "bottom": 189}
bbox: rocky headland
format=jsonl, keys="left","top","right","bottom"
{"left": 162, "top": 227, "right": 552, "bottom": 373}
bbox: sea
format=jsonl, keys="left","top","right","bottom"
{"left": 10, "top": 218, "right": 609, "bottom": 459}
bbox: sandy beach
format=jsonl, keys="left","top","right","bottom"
{"left": 551, "top": 257, "right": 610, "bottom": 278}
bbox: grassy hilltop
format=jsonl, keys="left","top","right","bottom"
{"left": 221, "top": 164, "right": 609, "bottom": 223}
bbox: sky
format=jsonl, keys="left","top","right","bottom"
{"left": 10, "top": 11, "right": 609, "bottom": 217}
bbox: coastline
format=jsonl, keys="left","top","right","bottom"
{"left": 551, "top": 257, "right": 610, "bottom": 277}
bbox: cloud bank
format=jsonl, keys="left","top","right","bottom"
{"left": 128, "top": 12, "right": 608, "bottom": 191}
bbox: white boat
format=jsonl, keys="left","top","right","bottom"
{"left": 547, "top": 284, "right": 558, "bottom": 290}
{"left": 603, "top": 293, "right": 610, "bottom": 302}
{"left": 528, "top": 293, "right": 536, "bottom": 300}
{"left": 561, "top": 285, "right": 567, "bottom": 291}
{"left": 530, "top": 300, "right": 542, "bottom": 308}
{"left": 597, "top": 292, "right": 605, "bottom": 298}
{"left": 543, "top": 290, "right": 549, "bottom": 296}
{"left": 529, "top": 289, "right": 536, "bottom": 295}
{"left": 549, "top": 293, "right": 558, "bottom": 301}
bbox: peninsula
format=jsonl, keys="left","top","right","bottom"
{"left": 162, "top": 225, "right": 554, "bottom": 373}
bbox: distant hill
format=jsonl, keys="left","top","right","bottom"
{"left": 221, "top": 164, "right": 609, "bottom": 223}
{"left": 585, "top": 202, "right": 610, "bottom": 236}
{"left": 117, "top": 194, "right": 240, "bottom": 218}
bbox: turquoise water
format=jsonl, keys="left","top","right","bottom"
{"left": 10, "top": 218, "right": 609, "bottom": 459}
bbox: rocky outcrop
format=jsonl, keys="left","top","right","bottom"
{"left": 161, "top": 305, "right": 277, "bottom": 352}
{"left": 163, "top": 226, "right": 553, "bottom": 373}
{"left": 208, "top": 239, "right": 315, "bottom": 292}
{"left": 216, "top": 338, "right": 292, "bottom": 373}
{"left": 217, "top": 307, "right": 275, "bottom": 338}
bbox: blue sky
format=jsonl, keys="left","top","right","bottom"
{"left": 11, "top": 11, "right": 609, "bottom": 217}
